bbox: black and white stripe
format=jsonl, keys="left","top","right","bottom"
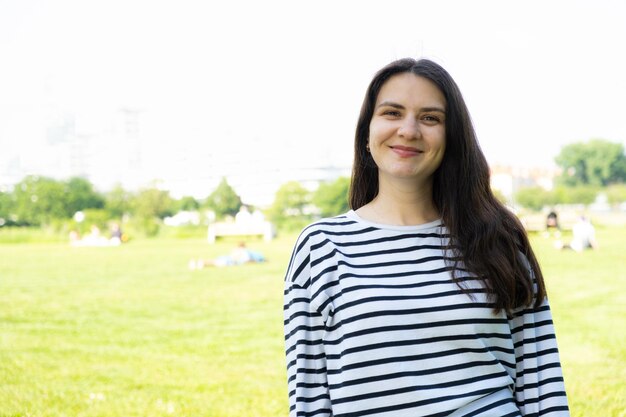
{"left": 284, "top": 211, "right": 569, "bottom": 417}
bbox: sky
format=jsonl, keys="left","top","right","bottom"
{"left": 1, "top": 0, "right": 625, "bottom": 205}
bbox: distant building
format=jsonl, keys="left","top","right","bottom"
{"left": 490, "top": 164, "right": 561, "bottom": 200}
{"left": 0, "top": 107, "right": 146, "bottom": 192}
{"left": 230, "top": 164, "right": 352, "bottom": 208}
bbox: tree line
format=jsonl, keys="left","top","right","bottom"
{"left": 0, "top": 174, "right": 351, "bottom": 237}
{"left": 514, "top": 139, "right": 626, "bottom": 210}
{"left": 0, "top": 176, "right": 189, "bottom": 236}
{"left": 1, "top": 139, "right": 624, "bottom": 236}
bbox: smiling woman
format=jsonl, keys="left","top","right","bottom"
{"left": 283, "top": 58, "right": 570, "bottom": 417}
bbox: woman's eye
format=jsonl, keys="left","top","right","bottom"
{"left": 382, "top": 110, "right": 401, "bottom": 117}
{"left": 423, "top": 115, "right": 440, "bottom": 122}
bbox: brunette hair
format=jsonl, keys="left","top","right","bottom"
{"left": 349, "top": 58, "right": 546, "bottom": 313}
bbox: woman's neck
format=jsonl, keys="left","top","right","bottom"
{"left": 356, "top": 176, "right": 439, "bottom": 226}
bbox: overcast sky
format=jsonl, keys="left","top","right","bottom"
{"left": 1, "top": 0, "right": 625, "bottom": 202}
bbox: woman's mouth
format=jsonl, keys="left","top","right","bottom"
{"left": 391, "top": 145, "right": 422, "bottom": 157}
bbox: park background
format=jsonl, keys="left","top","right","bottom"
{"left": 1, "top": 0, "right": 625, "bottom": 416}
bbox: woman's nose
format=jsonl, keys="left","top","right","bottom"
{"left": 397, "top": 117, "right": 419, "bottom": 139}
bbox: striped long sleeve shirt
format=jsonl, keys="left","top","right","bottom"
{"left": 283, "top": 211, "right": 569, "bottom": 417}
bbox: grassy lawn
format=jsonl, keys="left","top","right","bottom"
{"left": 531, "top": 225, "right": 626, "bottom": 417}
{"left": 0, "top": 225, "right": 624, "bottom": 416}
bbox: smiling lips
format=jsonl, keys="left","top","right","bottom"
{"left": 390, "top": 145, "right": 422, "bottom": 158}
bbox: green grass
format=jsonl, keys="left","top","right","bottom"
{"left": 0, "top": 226, "right": 624, "bottom": 416}
{"left": 531, "top": 225, "right": 626, "bottom": 416}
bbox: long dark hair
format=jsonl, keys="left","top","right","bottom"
{"left": 350, "top": 58, "right": 546, "bottom": 313}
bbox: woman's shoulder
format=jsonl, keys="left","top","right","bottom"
{"left": 289, "top": 212, "right": 360, "bottom": 251}
{"left": 285, "top": 213, "right": 357, "bottom": 285}
{"left": 298, "top": 211, "right": 358, "bottom": 235}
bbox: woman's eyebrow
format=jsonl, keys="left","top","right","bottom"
{"left": 376, "top": 101, "right": 446, "bottom": 113}
{"left": 376, "top": 101, "right": 404, "bottom": 109}
{"left": 421, "top": 106, "right": 446, "bottom": 114}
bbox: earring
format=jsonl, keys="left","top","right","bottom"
{"left": 366, "top": 143, "right": 370, "bottom": 152}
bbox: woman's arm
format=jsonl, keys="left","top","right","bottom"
{"left": 283, "top": 231, "right": 332, "bottom": 417}
{"left": 284, "top": 282, "right": 332, "bottom": 417}
{"left": 508, "top": 300, "right": 570, "bottom": 416}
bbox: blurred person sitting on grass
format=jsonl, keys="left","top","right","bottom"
{"left": 188, "top": 242, "right": 265, "bottom": 270}
{"left": 555, "top": 215, "right": 598, "bottom": 252}
{"left": 543, "top": 210, "right": 561, "bottom": 239}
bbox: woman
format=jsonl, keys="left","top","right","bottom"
{"left": 283, "top": 58, "right": 569, "bottom": 416}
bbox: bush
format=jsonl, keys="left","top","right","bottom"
{"left": 515, "top": 187, "right": 554, "bottom": 211}
{"left": 552, "top": 185, "right": 599, "bottom": 205}
{"left": 78, "top": 209, "right": 115, "bottom": 234}
{"left": 515, "top": 185, "right": 601, "bottom": 211}
{"left": 605, "top": 183, "right": 626, "bottom": 205}
{"left": 126, "top": 216, "right": 161, "bottom": 238}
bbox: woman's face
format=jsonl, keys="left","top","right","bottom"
{"left": 368, "top": 73, "right": 446, "bottom": 185}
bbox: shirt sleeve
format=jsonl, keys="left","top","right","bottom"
{"left": 283, "top": 232, "right": 332, "bottom": 417}
{"left": 508, "top": 299, "right": 570, "bottom": 416}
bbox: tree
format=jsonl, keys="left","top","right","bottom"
{"left": 176, "top": 195, "right": 200, "bottom": 212}
{"left": 0, "top": 191, "right": 15, "bottom": 225}
{"left": 131, "top": 187, "right": 176, "bottom": 220}
{"left": 313, "top": 177, "right": 350, "bottom": 217}
{"left": 105, "top": 184, "right": 133, "bottom": 219}
{"left": 205, "top": 178, "right": 242, "bottom": 219}
{"left": 555, "top": 139, "right": 626, "bottom": 186}
{"left": 128, "top": 187, "right": 176, "bottom": 237}
{"left": 268, "top": 181, "right": 311, "bottom": 231}
{"left": 63, "top": 177, "right": 105, "bottom": 217}
{"left": 12, "top": 176, "right": 67, "bottom": 225}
